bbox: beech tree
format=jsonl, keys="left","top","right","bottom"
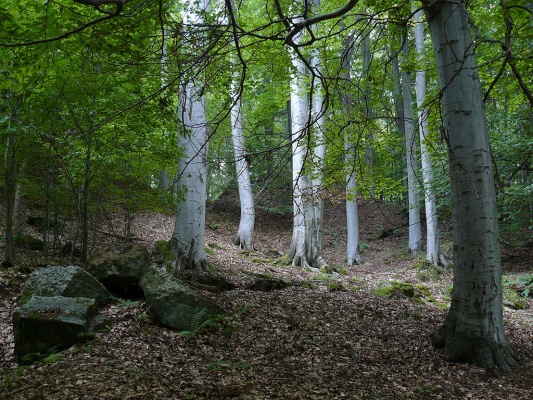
{"left": 228, "top": 0, "right": 255, "bottom": 251}
{"left": 284, "top": 0, "right": 328, "bottom": 269}
{"left": 400, "top": 33, "right": 423, "bottom": 256}
{"left": 412, "top": 8, "right": 446, "bottom": 266}
{"left": 168, "top": 0, "right": 211, "bottom": 271}
{"left": 422, "top": 0, "right": 517, "bottom": 371}
{"left": 341, "top": 32, "right": 362, "bottom": 266}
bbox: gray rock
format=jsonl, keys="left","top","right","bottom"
{"left": 85, "top": 243, "right": 151, "bottom": 297}
{"left": 140, "top": 268, "right": 224, "bottom": 331}
{"left": 20, "top": 265, "right": 111, "bottom": 306}
{"left": 13, "top": 296, "right": 106, "bottom": 363}
{"left": 246, "top": 275, "right": 289, "bottom": 292}
{"left": 176, "top": 270, "right": 237, "bottom": 293}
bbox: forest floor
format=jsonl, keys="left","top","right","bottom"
{"left": 1, "top": 194, "right": 532, "bottom": 399}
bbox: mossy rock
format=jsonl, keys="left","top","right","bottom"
{"left": 415, "top": 266, "right": 442, "bottom": 282}
{"left": 152, "top": 240, "right": 169, "bottom": 264}
{"left": 176, "top": 270, "right": 236, "bottom": 293}
{"left": 245, "top": 274, "right": 289, "bottom": 292}
{"left": 327, "top": 281, "right": 345, "bottom": 292}
{"left": 503, "top": 288, "right": 528, "bottom": 310}
{"left": 13, "top": 296, "right": 108, "bottom": 364}
{"left": 140, "top": 268, "right": 224, "bottom": 331}
{"left": 13, "top": 235, "right": 44, "bottom": 250}
{"left": 374, "top": 281, "right": 430, "bottom": 302}
{"left": 20, "top": 265, "right": 111, "bottom": 307}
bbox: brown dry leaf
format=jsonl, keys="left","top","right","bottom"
{"left": 1, "top": 196, "right": 532, "bottom": 399}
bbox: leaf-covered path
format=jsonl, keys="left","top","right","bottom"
{"left": 1, "top": 196, "right": 532, "bottom": 399}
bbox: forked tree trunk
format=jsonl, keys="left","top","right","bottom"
{"left": 285, "top": 0, "right": 328, "bottom": 269}
{"left": 305, "top": 39, "right": 327, "bottom": 270}
{"left": 423, "top": 0, "right": 517, "bottom": 371}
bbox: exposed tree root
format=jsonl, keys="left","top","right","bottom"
{"left": 432, "top": 323, "right": 519, "bottom": 372}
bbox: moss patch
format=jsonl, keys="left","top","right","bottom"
{"left": 373, "top": 281, "right": 448, "bottom": 308}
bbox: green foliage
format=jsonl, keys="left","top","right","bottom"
{"left": 19, "top": 348, "right": 64, "bottom": 366}
{"left": 503, "top": 274, "right": 533, "bottom": 299}
{"left": 373, "top": 281, "right": 447, "bottom": 307}
{"left": 236, "top": 305, "right": 253, "bottom": 317}
{"left": 115, "top": 299, "right": 141, "bottom": 309}
{"left": 265, "top": 205, "right": 293, "bottom": 216}
{"left": 179, "top": 308, "right": 226, "bottom": 339}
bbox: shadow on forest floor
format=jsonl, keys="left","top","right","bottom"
{"left": 1, "top": 195, "right": 532, "bottom": 399}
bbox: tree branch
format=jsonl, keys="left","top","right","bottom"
{"left": 283, "top": 0, "right": 359, "bottom": 46}
{"left": 73, "top": 0, "right": 129, "bottom": 10}
{"left": 1, "top": 0, "right": 128, "bottom": 47}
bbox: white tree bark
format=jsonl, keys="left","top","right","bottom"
{"left": 423, "top": 0, "right": 517, "bottom": 371}
{"left": 413, "top": 8, "right": 446, "bottom": 267}
{"left": 169, "top": 0, "right": 209, "bottom": 271}
{"left": 286, "top": 0, "right": 327, "bottom": 269}
{"left": 305, "top": 41, "right": 328, "bottom": 269}
{"left": 287, "top": 28, "right": 309, "bottom": 266}
{"left": 230, "top": 44, "right": 255, "bottom": 251}
{"left": 401, "top": 36, "right": 423, "bottom": 256}
{"left": 361, "top": 36, "right": 375, "bottom": 198}
{"left": 341, "top": 33, "right": 362, "bottom": 266}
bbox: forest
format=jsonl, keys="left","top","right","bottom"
{"left": 0, "top": 0, "right": 532, "bottom": 398}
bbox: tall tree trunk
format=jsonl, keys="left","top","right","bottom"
{"left": 170, "top": 80, "right": 209, "bottom": 271}
{"left": 423, "top": 0, "right": 517, "bottom": 371}
{"left": 305, "top": 36, "right": 327, "bottom": 269}
{"left": 341, "top": 32, "right": 362, "bottom": 266}
{"left": 158, "top": 169, "right": 169, "bottom": 189}
{"left": 169, "top": 0, "right": 210, "bottom": 271}
{"left": 13, "top": 163, "right": 24, "bottom": 235}
{"left": 361, "top": 35, "right": 375, "bottom": 198}
{"left": 401, "top": 35, "right": 423, "bottom": 256}
{"left": 286, "top": 0, "right": 327, "bottom": 269}
{"left": 390, "top": 38, "right": 405, "bottom": 137}
{"left": 81, "top": 109, "right": 94, "bottom": 265}
{"left": 413, "top": 8, "right": 446, "bottom": 267}
{"left": 229, "top": 0, "right": 255, "bottom": 251}
{"left": 3, "top": 125, "right": 16, "bottom": 264}
{"left": 287, "top": 31, "right": 308, "bottom": 266}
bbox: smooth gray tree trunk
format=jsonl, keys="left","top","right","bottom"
{"left": 229, "top": 0, "right": 255, "bottom": 251}
{"left": 341, "top": 32, "right": 362, "bottom": 266}
{"left": 169, "top": 1, "right": 210, "bottom": 271}
{"left": 423, "top": 0, "right": 517, "bottom": 371}
{"left": 401, "top": 36, "right": 423, "bottom": 256}
{"left": 286, "top": 1, "right": 327, "bottom": 269}
{"left": 361, "top": 36, "right": 375, "bottom": 198}
{"left": 413, "top": 8, "right": 446, "bottom": 267}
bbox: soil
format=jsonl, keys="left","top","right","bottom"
{"left": 1, "top": 195, "right": 532, "bottom": 399}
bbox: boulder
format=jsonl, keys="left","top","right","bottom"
{"left": 245, "top": 275, "right": 289, "bottom": 292}
{"left": 140, "top": 268, "right": 224, "bottom": 331}
{"left": 85, "top": 243, "right": 151, "bottom": 298}
{"left": 20, "top": 265, "right": 111, "bottom": 307}
{"left": 13, "top": 235, "right": 44, "bottom": 250}
{"left": 13, "top": 296, "right": 111, "bottom": 364}
{"left": 176, "top": 270, "right": 237, "bottom": 293}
